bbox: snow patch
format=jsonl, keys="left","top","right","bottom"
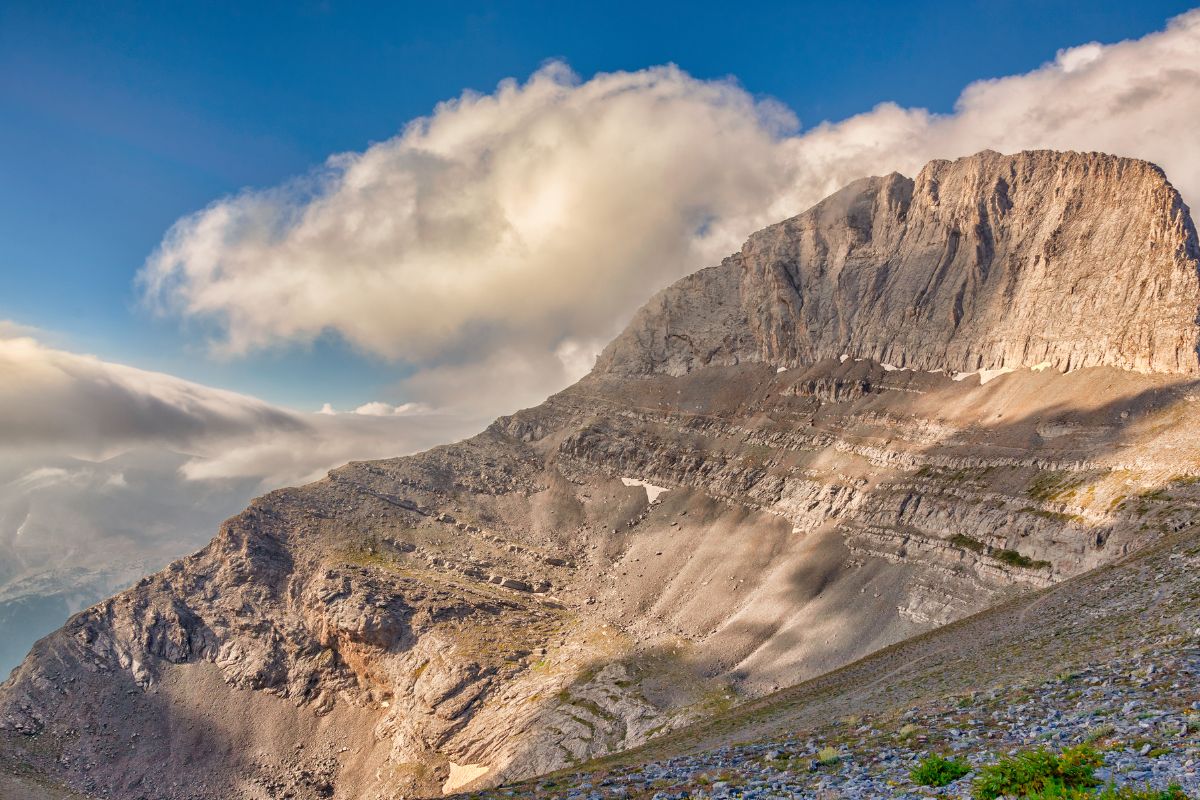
{"left": 776, "top": 366, "right": 787, "bottom": 373}
{"left": 1031, "top": 361, "right": 1053, "bottom": 372}
{"left": 953, "top": 367, "right": 1015, "bottom": 385}
{"left": 621, "top": 477, "right": 669, "bottom": 503}
{"left": 443, "top": 763, "right": 489, "bottom": 794}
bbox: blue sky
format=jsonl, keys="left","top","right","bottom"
{"left": 1, "top": 0, "right": 1195, "bottom": 411}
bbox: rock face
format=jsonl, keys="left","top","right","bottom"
{"left": 598, "top": 150, "right": 1200, "bottom": 376}
{"left": 4, "top": 150, "right": 1200, "bottom": 800}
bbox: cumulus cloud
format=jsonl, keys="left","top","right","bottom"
{"left": 0, "top": 332, "right": 483, "bottom": 489}
{"left": 141, "top": 61, "right": 803, "bottom": 410}
{"left": 142, "top": 11, "right": 1200, "bottom": 418}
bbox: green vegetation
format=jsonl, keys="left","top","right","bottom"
{"left": 816, "top": 746, "right": 840, "bottom": 766}
{"left": 974, "top": 744, "right": 1102, "bottom": 799}
{"left": 1020, "top": 785, "right": 1191, "bottom": 799}
{"left": 951, "top": 533, "right": 986, "bottom": 552}
{"left": 1028, "top": 472, "right": 1086, "bottom": 503}
{"left": 911, "top": 754, "right": 971, "bottom": 787}
{"left": 993, "top": 547, "right": 1052, "bottom": 570}
{"left": 1021, "top": 506, "right": 1086, "bottom": 524}
{"left": 1083, "top": 723, "right": 1116, "bottom": 743}
{"left": 947, "top": 534, "right": 1051, "bottom": 569}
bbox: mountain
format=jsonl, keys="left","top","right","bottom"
{"left": 0, "top": 450, "right": 259, "bottom": 678}
{"left": 467, "top": 517, "right": 1200, "bottom": 798}
{"left": 3, "top": 149, "right": 1200, "bottom": 800}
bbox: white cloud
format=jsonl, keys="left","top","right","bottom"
{"left": 0, "top": 329, "right": 490, "bottom": 675}
{"left": 351, "top": 401, "right": 428, "bottom": 416}
{"left": 139, "top": 11, "right": 1200, "bottom": 422}
{"left": 0, "top": 333, "right": 482, "bottom": 489}
{"left": 141, "top": 62, "right": 802, "bottom": 389}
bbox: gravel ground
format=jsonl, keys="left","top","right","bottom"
{"left": 476, "top": 636, "right": 1200, "bottom": 799}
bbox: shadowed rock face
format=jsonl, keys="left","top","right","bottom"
{"left": 598, "top": 150, "right": 1200, "bottom": 377}
{"left": 5, "top": 150, "right": 1200, "bottom": 800}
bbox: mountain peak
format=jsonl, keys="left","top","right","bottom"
{"left": 598, "top": 149, "right": 1200, "bottom": 377}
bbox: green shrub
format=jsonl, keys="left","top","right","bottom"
{"left": 1084, "top": 723, "right": 1116, "bottom": 742}
{"left": 951, "top": 533, "right": 986, "bottom": 552}
{"left": 911, "top": 754, "right": 972, "bottom": 787}
{"left": 993, "top": 547, "right": 1052, "bottom": 570}
{"left": 973, "top": 744, "right": 1102, "bottom": 799}
{"left": 816, "top": 746, "right": 840, "bottom": 766}
{"left": 1023, "top": 784, "right": 1191, "bottom": 799}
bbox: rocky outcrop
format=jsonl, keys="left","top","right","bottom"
{"left": 598, "top": 150, "right": 1200, "bottom": 376}
{"left": 5, "top": 150, "right": 1200, "bottom": 800}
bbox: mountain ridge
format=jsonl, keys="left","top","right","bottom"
{"left": 4, "top": 149, "right": 1200, "bottom": 799}
{"left": 598, "top": 149, "right": 1200, "bottom": 377}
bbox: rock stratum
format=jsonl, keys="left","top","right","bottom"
{"left": 4, "top": 150, "right": 1200, "bottom": 800}
{"left": 599, "top": 150, "right": 1200, "bottom": 377}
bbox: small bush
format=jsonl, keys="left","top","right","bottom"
{"left": 1023, "top": 784, "right": 1191, "bottom": 799}
{"left": 911, "top": 754, "right": 971, "bottom": 787}
{"left": 951, "top": 533, "right": 986, "bottom": 552}
{"left": 992, "top": 547, "right": 1052, "bottom": 570}
{"left": 973, "top": 744, "right": 1102, "bottom": 799}
{"left": 1084, "top": 722, "right": 1117, "bottom": 742}
{"left": 816, "top": 746, "right": 840, "bottom": 766}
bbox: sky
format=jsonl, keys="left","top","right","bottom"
{"left": 3, "top": 0, "right": 1200, "bottom": 675}
{"left": 2, "top": 0, "right": 1196, "bottom": 412}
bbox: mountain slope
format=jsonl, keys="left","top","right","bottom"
{"left": 3, "top": 150, "right": 1199, "bottom": 800}
{"left": 469, "top": 520, "right": 1200, "bottom": 798}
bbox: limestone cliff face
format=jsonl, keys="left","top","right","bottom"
{"left": 598, "top": 150, "right": 1200, "bottom": 376}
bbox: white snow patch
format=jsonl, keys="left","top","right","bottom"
{"left": 621, "top": 477, "right": 670, "bottom": 503}
{"left": 443, "top": 763, "right": 490, "bottom": 794}
{"left": 776, "top": 366, "right": 787, "bottom": 373}
{"left": 952, "top": 367, "right": 1015, "bottom": 385}
{"left": 880, "top": 362, "right": 900, "bottom": 372}
{"left": 839, "top": 354, "right": 849, "bottom": 363}
{"left": 1031, "top": 361, "right": 1053, "bottom": 372}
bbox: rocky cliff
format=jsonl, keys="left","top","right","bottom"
{"left": 4, "top": 150, "right": 1200, "bottom": 800}
{"left": 598, "top": 150, "right": 1200, "bottom": 376}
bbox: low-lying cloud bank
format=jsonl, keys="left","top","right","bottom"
{"left": 0, "top": 330, "right": 487, "bottom": 676}
{"left": 142, "top": 10, "right": 1200, "bottom": 417}
{"left": 0, "top": 333, "right": 485, "bottom": 489}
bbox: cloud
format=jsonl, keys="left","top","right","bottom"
{"left": 349, "top": 401, "right": 428, "bottom": 416}
{"left": 0, "top": 332, "right": 483, "bottom": 489}
{"left": 141, "top": 11, "right": 1200, "bottom": 417}
{"left": 0, "top": 329, "right": 490, "bottom": 675}
{"left": 141, "top": 61, "right": 803, "bottom": 410}
{"left": 142, "top": 11, "right": 1200, "bottom": 418}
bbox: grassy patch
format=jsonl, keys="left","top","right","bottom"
{"left": 816, "top": 746, "right": 841, "bottom": 766}
{"left": 951, "top": 534, "right": 986, "bottom": 553}
{"left": 1028, "top": 472, "right": 1085, "bottom": 503}
{"left": 911, "top": 754, "right": 971, "bottom": 787}
{"left": 947, "top": 535, "right": 1051, "bottom": 569}
{"left": 1021, "top": 507, "right": 1086, "bottom": 524}
{"left": 992, "top": 548, "right": 1052, "bottom": 570}
{"left": 973, "top": 744, "right": 1101, "bottom": 799}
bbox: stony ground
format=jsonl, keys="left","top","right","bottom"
{"left": 470, "top": 528, "right": 1200, "bottom": 799}
{"left": 483, "top": 647, "right": 1199, "bottom": 798}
